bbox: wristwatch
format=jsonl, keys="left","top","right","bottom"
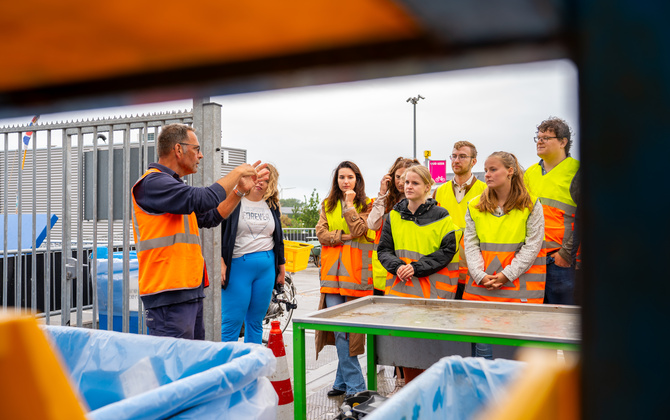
{"left": 234, "top": 188, "right": 248, "bottom": 197}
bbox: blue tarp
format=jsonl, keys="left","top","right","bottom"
{"left": 95, "top": 252, "right": 140, "bottom": 333}
{"left": 0, "top": 213, "right": 57, "bottom": 252}
{"left": 366, "top": 356, "right": 525, "bottom": 420}
{"left": 44, "top": 326, "right": 277, "bottom": 420}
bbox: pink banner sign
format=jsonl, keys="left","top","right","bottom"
{"left": 429, "top": 160, "right": 447, "bottom": 183}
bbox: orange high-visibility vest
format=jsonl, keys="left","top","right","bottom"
{"left": 524, "top": 157, "right": 579, "bottom": 255}
{"left": 435, "top": 178, "right": 486, "bottom": 285}
{"left": 320, "top": 199, "right": 375, "bottom": 297}
{"left": 463, "top": 196, "right": 546, "bottom": 303}
{"left": 384, "top": 210, "right": 460, "bottom": 299}
{"left": 131, "top": 168, "right": 204, "bottom": 296}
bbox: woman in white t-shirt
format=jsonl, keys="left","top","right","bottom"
{"left": 218, "top": 164, "right": 285, "bottom": 343}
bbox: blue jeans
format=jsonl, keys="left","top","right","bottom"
{"left": 471, "top": 342, "right": 493, "bottom": 359}
{"left": 325, "top": 293, "right": 366, "bottom": 395}
{"left": 544, "top": 255, "right": 576, "bottom": 305}
{"left": 221, "top": 250, "right": 275, "bottom": 344}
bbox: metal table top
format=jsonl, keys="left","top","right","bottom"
{"left": 293, "top": 296, "right": 580, "bottom": 344}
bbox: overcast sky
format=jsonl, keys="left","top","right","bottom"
{"left": 0, "top": 59, "right": 578, "bottom": 202}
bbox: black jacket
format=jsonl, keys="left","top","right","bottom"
{"left": 220, "top": 202, "right": 285, "bottom": 289}
{"left": 377, "top": 198, "right": 457, "bottom": 278}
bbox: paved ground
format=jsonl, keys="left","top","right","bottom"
{"left": 284, "top": 266, "right": 398, "bottom": 420}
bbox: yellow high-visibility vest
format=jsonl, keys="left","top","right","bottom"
{"left": 463, "top": 195, "right": 546, "bottom": 303}
{"left": 524, "top": 157, "right": 579, "bottom": 253}
{"left": 385, "top": 209, "right": 460, "bottom": 299}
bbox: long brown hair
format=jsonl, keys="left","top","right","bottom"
{"left": 263, "top": 163, "right": 280, "bottom": 210}
{"left": 386, "top": 157, "right": 420, "bottom": 213}
{"left": 476, "top": 152, "right": 534, "bottom": 214}
{"left": 324, "top": 161, "right": 367, "bottom": 213}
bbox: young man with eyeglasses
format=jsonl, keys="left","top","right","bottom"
{"left": 433, "top": 141, "right": 487, "bottom": 299}
{"left": 524, "top": 117, "right": 580, "bottom": 305}
{"left": 131, "top": 123, "right": 268, "bottom": 339}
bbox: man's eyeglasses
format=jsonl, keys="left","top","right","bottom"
{"left": 450, "top": 154, "right": 472, "bottom": 161}
{"left": 178, "top": 142, "right": 201, "bottom": 153}
{"left": 533, "top": 136, "right": 559, "bottom": 143}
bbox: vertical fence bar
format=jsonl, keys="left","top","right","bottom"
{"left": 76, "top": 128, "right": 84, "bottom": 327}
{"left": 138, "top": 123, "right": 148, "bottom": 334}
{"left": 16, "top": 137, "right": 23, "bottom": 311}
{"left": 2, "top": 133, "right": 8, "bottom": 310}
{"left": 62, "top": 132, "right": 72, "bottom": 325}
{"left": 31, "top": 128, "right": 37, "bottom": 311}
{"left": 107, "top": 130, "right": 114, "bottom": 330}
{"left": 91, "top": 127, "right": 99, "bottom": 329}
{"left": 15, "top": 135, "right": 24, "bottom": 312}
{"left": 122, "top": 126, "right": 130, "bottom": 333}
{"left": 45, "top": 131, "right": 52, "bottom": 324}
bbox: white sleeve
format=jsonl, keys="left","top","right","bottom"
{"left": 464, "top": 208, "right": 487, "bottom": 285}
{"left": 367, "top": 192, "right": 388, "bottom": 230}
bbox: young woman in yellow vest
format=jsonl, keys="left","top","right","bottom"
{"left": 366, "top": 156, "right": 419, "bottom": 393}
{"left": 314, "top": 161, "right": 375, "bottom": 398}
{"left": 464, "top": 151, "right": 546, "bottom": 359}
{"left": 377, "top": 165, "right": 459, "bottom": 383}
{"left": 368, "top": 157, "right": 420, "bottom": 295}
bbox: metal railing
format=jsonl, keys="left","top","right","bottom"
{"left": 282, "top": 228, "right": 317, "bottom": 242}
{"left": 1, "top": 111, "right": 195, "bottom": 332}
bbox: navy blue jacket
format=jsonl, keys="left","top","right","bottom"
{"left": 220, "top": 202, "right": 286, "bottom": 290}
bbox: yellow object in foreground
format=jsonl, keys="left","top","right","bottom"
{"left": 283, "top": 240, "right": 314, "bottom": 273}
{"left": 0, "top": 313, "right": 86, "bottom": 420}
{"left": 477, "top": 348, "right": 580, "bottom": 420}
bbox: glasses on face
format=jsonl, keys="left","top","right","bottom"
{"left": 450, "top": 154, "right": 472, "bottom": 161}
{"left": 533, "top": 136, "right": 559, "bottom": 143}
{"left": 179, "top": 142, "right": 201, "bottom": 153}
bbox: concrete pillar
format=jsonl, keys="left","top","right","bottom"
{"left": 192, "top": 98, "right": 223, "bottom": 342}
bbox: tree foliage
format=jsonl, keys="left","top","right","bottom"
{"left": 280, "top": 198, "right": 302, "bottom": 208}
{"left": 279, "top": 214, "right": 293, "bottom": 228}
{"left": 292, "top": 189, "right": 320, "bottom": 228}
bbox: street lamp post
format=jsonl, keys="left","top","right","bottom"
{"left": 406, "top": 95, "right": 425, "bottom": 159}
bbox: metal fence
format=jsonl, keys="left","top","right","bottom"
{"left": 282, "top": 228, "right": 317, "bottom": 243}
{"left": 1, "top": 106, "right": 244, "bottom": 337}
